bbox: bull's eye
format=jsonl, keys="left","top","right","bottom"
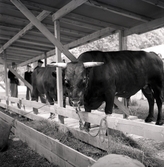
{"left": 83, "top": 77, "right": 86, "bottom": 83}
{"left": 64, "top": 79, "right": 70, "bottom": 88}
{"left": 81, "top": 77, "right": 87, "bottom": 87}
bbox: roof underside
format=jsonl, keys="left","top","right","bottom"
{"left": 0, "top": 0, "right": 164, "bottom": 66}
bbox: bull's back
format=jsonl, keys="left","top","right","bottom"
{"left": 32, "top": 67, "right": 56, "bottom": 94}
{"left": 78, "top": 50, "right": 163, "bottom": 97}
{"left": 78, "top": 50, "right": 163, "bottom": 77}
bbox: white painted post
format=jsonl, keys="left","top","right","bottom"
{"left": 119, "top": 30, "right": 127, "bottom": 51}
{"left": 44, "top": 52, "right": 47, "bottom": 66}
{"left": 119, "top": 30, "right": 129, "bottom": 118}
{"left": 3, "top": 51, "right": 9, "bottom": 110}
{"left": 54, "top": 20, "right": 64, "bottom": 124}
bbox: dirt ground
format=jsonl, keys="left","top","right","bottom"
{"left": 0, "top": 133, "right": 59, "bottom": 167}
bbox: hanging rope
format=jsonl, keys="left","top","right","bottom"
{"left": 75, "top": 106, "right": 111, "bottom": 150}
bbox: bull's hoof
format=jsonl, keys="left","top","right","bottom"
{"left": 156, "top": 121, "right": 163, "bottom": 126}
{"left": 83, "top": 126, "right": 90, "bottom": 132}
{"left": 145, "top": 116, "right": 154, "bottom": 123}
{"left": 48, "top": 113, "right": 56, "bottom": 119}
{"left": 33, "top": 108, "right": 38, "bottom": 115}
{"left": 83, "top": 122, "right": 90, "bottom": 132}
{"left": 17, "top": 103, "right": 21, "bottom": 109}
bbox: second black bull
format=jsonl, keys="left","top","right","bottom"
{"left": 53, "top": 50, "right": 164, "bottom": 131}
{"left": 31, "top": 65, "right": 67, "bottom": 108}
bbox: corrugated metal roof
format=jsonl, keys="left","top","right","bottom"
{"left": 0, "top": 0, "right": 164, "bottom": 66}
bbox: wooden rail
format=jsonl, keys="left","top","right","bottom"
{"left": 0, "top": 95, "right": 163, "bottom": 142}
{"left": 0, "top": 95, "right": 164, "bottom": 166}
{"left": 0, "top": 111, "right": 96, "bottom": 167}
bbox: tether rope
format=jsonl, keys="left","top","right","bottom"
{"left": 75, "top": 106, "right": 110, "bottom": 152}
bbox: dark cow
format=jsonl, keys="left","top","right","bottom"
{"left": 31, "top": 65, "right": 66, "bottom": 109}
{"left": 54, "top": 50, "right": 164, "bottom": 131}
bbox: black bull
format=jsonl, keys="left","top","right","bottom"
{"left": 31, "top": 66, "right": 67, "bottom": 107}
{"left": 53, "top": 50, "right": 164, "bottom": 131}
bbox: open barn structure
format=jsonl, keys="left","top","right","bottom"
{"left": 0, "top": 0, "right": 164, "bottom": 166}
{"left": 0, "top": 0, "right": 164, "bottom": 115}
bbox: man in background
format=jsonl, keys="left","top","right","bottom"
{"left": 24, "top": 64, "right": 32, "bottom": 100}
{"left": 8, "top": 62, "right": 20, "bottom": 108}
{"left": 34, "top": 59, "right": 43, "bottom": 70}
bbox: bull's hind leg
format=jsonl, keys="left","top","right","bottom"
{"left": 151, "top": 85, "right": 163, "bottom": 125}
{"left": 142, "top": 86, "right": 155, "bottom": 123}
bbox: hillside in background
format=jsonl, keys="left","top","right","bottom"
{"left": 61, "top": 27, "right": 164, "bottom": 61}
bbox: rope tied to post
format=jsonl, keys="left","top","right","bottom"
{"left": 75, "top": 106, "right": 110, "bottom": 147}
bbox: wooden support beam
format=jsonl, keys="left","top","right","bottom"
{"left": 19, "top": 27, "right": 118, "bottom": 66}
{"left": 118, "top": 30, "right": 129, "bottom": 117}
{"left": 66, "top": 27, "right": 116, "bottom": 49}
{"left": 7, "top": 46, "right": 42, "bottom": 54}
{"left": 119, "top": 30, "right": 127, "bottom": 50}
{"left": 19, "top": 52, "right": 55, "bottom": 67}
{"left": 3, "top": 51, "right": 9, "bottom": 108}
{"left": 61, "top": 17, "right": 101, "bottom": 31}
{"left": 44, "top": 52, "right": 47, "bottom": 66}
{"left": 54, "top": 20, "right": 64, "bottom": 124}
{"left": 22, "top": 0, "right": 124, "bottom": 30}
{"left": 0, "top": 54, "right": 32, "bottom": 90}
{"left": 8, "top": 66, "right": 32, "bottom": 91}
{"left": 0, "top": 10, "right": 50, "bottom": 54}
{"left": 11, "top": 0, "right": 77, "bottom": 62}
{"left": 52, "top": 0, "right": 87, "bottom": 21}
{"left": 124, "top": 16, "right": 164, "bottom": 36}
{"left": 142, "top": 0, "right": 164, "bottom": 9}
{"left": 87, "top": 0, "right": 152, "bottom": 22}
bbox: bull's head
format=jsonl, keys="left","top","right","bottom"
{"left": 51, "top": 62, "right": 104, "bottom": 107}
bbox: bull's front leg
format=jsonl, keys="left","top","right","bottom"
{"left": 104, "top": 92, "right": 115, "bottom": 115}
{"left": 83, "top": 107, "right": 91, "bottom": 132}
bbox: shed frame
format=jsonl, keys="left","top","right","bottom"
{"left": 0, "top": 0, "right": 164, "bottom": 122}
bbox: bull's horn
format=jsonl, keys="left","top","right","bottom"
{"left": 50, "top": 62, "right": 67, "bottom": 68}
{"left": 83, "top": 62, "right": 104, "bottom": 68}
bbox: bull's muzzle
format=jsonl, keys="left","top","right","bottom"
{"left": 71, "top": 98, "right": 81, "bottom": 107}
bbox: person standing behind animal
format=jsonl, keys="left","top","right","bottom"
{"left": 34, "top": 59, "right": 43, "bottom": 70}
{"left": 33, "top": 60, "right": 46, "bottom": 103}
{"left": 8, "top": 62, "right": 20, "bottom": 107}
{"left": 24, "top": 64, "right": 32, "bottom": 100}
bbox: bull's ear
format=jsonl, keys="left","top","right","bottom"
{"left": 50, "top": 62, "right": 67, "bottom": 68}
{"left": 83, "top": 62, "right": 104, "bottom": 68}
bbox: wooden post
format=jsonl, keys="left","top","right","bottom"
{"left": 119, "top": 30, "right": 127, "bottom": 51}
{"left": 44, "top": 52, "right": 47, "bottom": 66}
{"left": 119, "top": 30, "right": 129, "bottom": 118}
{"left": 3, "top": 51, "right": 9, "bottom": 110}
{"left": 11, "top": 0, "right": 77, "bottom": 62}
{"left": 54, "top": 20, "right": 64, "bottom": 124}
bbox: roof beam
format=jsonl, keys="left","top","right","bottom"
{"left": 0, "top": 34, "right": 53, "bottom": 48}
{"left": 11, "top": 0, "right": 77, "bottom": 62}
{"left": 86, "top": 0, "right": 152, "bottom": 22}
{"left": 61, "top": 18, "right": 102, "bottom": 31}
{"left": 52, "top": 0, "right": 87, "bottom": 21}
{"left": 66, "top": 12, "right": 126, "bottom": 30}
{"left": 0, "top": 10, "right": 50, "bottom": 54}
{"left": 19, "top": 27, "right": 118, "bottom": 66}
{"left": 66, "top": 27, "right": 117, "bottom": 49}
{"left": 9, "top": 46, "right": 42, "bottom": 54}
{"left": 124, "top": 16, "right": 164, "bottom": 36}
{"left": 142, "top": 0, "right": 164, "bottom": 9}
{"left": 23, "top": 0, "right": 124, "bottom": 30}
